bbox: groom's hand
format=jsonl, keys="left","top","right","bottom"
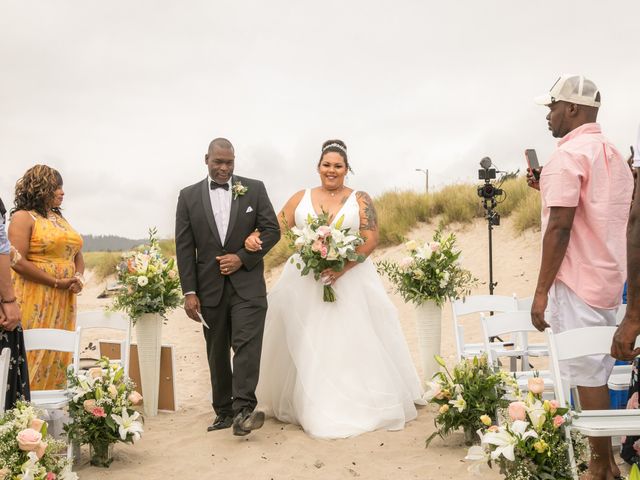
{"left": 216, "top": 254, "right": 242, "bottom": 275}
{"left": 184, "top": 293, "right": 201, "bottom": 322}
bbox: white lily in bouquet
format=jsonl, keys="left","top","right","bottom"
{"left": 286, "top": 211, "right": 364, "bottom": 302}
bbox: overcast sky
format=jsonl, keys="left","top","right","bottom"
{"left": 1, "top": 1, "right": 639, "bottom": 238}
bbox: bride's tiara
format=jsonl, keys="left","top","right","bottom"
{"left": 322, "top": 143, "right": 347, "bottom": 154}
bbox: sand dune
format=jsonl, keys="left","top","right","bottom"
{"left": 73, "top": 217, "right": 543, "bottom": 479}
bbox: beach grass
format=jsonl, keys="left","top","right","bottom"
{"left": 83, "top": 251, "right": 121, "bottom": 280}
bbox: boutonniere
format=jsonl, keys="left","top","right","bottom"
{"left": 232, "top": 181, "right": 248, "bottom": 200}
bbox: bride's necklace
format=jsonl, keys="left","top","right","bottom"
{"left": 322, "top": 185, "right": 344, "bottom": 198}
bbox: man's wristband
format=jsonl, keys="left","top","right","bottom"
{"left": 0, "top": 297, "right": 17, "bottom": 304}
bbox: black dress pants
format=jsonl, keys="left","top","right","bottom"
{"left": 201, "top": 278, "right": 267, "bottom": 417}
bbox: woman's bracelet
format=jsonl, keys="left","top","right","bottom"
{"left": 53, "top": 278, "right": 58, "bottom": 289}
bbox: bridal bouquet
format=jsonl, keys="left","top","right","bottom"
{"left": 65, "top": 357, "right": 144, "bottom": 467}
{"left": 0, "top": 401, "right": 76, "bottom": 480}
{"left": 287, "top": 212, "right": 364, "bottom": 302}
{"left": 377, "top": 228, "right": 476, "bottom": 306}
{"left": 112, "top": 228, "right": 182, "bottom": 324}
{"left": 465, "top": 386, "right": 588, "bottom": 479}
{"left": 425, "top": 355, "right": 514, "bottom": 447}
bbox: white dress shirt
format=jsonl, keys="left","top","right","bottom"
{"left": 209, "top": 176, "right": 232, "bottom": 243}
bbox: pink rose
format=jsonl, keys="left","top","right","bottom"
{"left": 128, "top": 391, "right": 143, "bottom": 405}
{"left": 46, "top": 473, "right": 57, "bottom": 480}
{"left": 29, "top": 418, "right": 45, "bottom": 432}
{"left": 553, "top": 415, "right": 565, "bottom": 428}
{"left": 549, "top": 400, "right": 560, "bottom": 414}
{"left": 88, "top": 367, "right": 103, "bottom": 379}
{"left": 17, "top": 428, "right": 43, "bottom": 452}
{"left": 83, "top": 399, "right": 97, "bottom": 413}
{"left": 35, "top": 441, "right": 48, "bottom": 459}
{"left": 316, "top": 226, "right": 332, "bottom": 238}
{"left": 508, "top": 401, "right": 527, "bottom": 421}
{"left": 311, "top": 239, "right": 323, "bottom": 253}
{"left": 320, "top": 245, "right": 328, "bottom": 259}
{"left": 527, "top": 377, "right": 545, "bottom": 395}
{"left": 429, "top": 242, "right": 440, "bottom": 252}
{"left": 91, "top": 407, "right": 107, "bottom": 418}
{"left": 487, "top": 425, "right": 499, "bottom": 432}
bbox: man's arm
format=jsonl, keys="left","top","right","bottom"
{"left": 0, "top": 217, "right": 21, "bottom": 331}
{"left": 175, "top": 191, "right": 200, "bottom": 321}
{"left": 531, "top": 206, "right": 576, "bottom": 331}
{"left": 612, "top": 169, "right": 640, "bottom": 359}
{"left": 235, "top": 181, "right": 281, "bottom": 271}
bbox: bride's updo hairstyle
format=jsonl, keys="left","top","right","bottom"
{"left": 318, "top": 139, "right": 353, "bottom": 174}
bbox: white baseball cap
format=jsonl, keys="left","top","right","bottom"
{"left": 535, "top": 74, "right": 601, "bottom": 108}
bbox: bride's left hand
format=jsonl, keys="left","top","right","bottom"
{"left": 320, "top": 267, "right": 346, "bottom": 286}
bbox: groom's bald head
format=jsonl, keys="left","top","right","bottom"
{"left": 208, "top": 137, "right": 234, "bottom": 154}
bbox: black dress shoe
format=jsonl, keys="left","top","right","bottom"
{"left": 232, "top": 409, "right": 265, "bottom": 436}
{"left": 207, "top": 415, "right": 233, "bottom": 432}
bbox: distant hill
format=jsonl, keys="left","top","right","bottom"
{"left": 82, "top": 235, "right": 146, "bottom": 252}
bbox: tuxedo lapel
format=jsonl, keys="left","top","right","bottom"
{"left": 200, "top": 178, "right": 223, "bottom": 246}
{"left": 224, "top": 175, "right": 240, "bottom": 246}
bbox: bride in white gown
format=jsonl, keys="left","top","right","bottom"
{"left": 246, "top": 139, "right": 424, "bottom": 439}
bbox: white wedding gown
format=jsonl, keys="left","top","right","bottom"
{"left": 257, "top": 189, "right": 424, "bottom": 439}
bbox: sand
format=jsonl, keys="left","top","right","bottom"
{"left": 72, "top": 218, "right": 545, "bottom": 480}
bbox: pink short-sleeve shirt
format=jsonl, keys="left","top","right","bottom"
{"left": 540, "top": 122, "right": 634, "bottom": 309}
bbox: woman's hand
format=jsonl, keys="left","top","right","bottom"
{"left": 320, "top": 266, "right": 349, "bottom": 286}
{"left": 244, "top": 231, "right": 263, "bottom": 252}
{"left": 57, "top": 277, "right": 82, "bottom": 292}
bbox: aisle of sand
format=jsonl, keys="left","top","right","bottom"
{"left": 74, "top": 218, "right": 542, "bottom": 479}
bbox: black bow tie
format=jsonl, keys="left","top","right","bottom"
{"left": 210, "top": 181, "right": 229, "bottom": 191}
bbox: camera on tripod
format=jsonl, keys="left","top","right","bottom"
{"left": 477, "top": 157, "right": 503, "bottom": 201}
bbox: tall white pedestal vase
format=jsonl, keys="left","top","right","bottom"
{"left": 135, "top": 313, "right": 162, "bottom": 417}
{"left": 414, "top": 300, "right": 442, "bottom": 385}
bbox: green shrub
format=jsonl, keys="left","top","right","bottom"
{"left": 83, "top": 251, "right": 121, "bottom": 280}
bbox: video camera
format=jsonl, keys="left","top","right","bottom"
{"left": 477, "top": 157, "right": 503, "bottom": 200}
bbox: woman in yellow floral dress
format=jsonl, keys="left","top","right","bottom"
{"left": 9, "top": 165, "right": 84, "bottom": 390}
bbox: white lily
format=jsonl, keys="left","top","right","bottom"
{"left": 449, "top": 394, "right": 466, "bottom": 412}
{"left": 59, "top": 464, "right": 80, "bottom": 480}
{"left": 464, "top": 445, "right": 487, "bottom": 462}
{"left": 482, "top": 420, "right": 538, "bottom": 461}
{"left": 527, "top": 399, "right": 547, "bottom": 431}
{"left": 111, "top": 409, "right": 144, "bottom": 442}
{"left": 20, "top": 451, "right": 44, "bottom": 480}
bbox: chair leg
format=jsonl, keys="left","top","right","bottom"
{"left": 565, "top": 427, "right": 579, "bottom": 480}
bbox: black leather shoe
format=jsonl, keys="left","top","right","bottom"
{"left": 207, "top": 414, "right": 233, "bottom": 432}
{"left": 232, "top": 409, "right": 265, "bottom": 436}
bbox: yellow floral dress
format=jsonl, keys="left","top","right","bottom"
{"left": 12, "top": 211, "right": 83, "bottom": 390}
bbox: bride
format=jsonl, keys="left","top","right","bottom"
{"left": 246, "top": 139, "right": 424, "bottom": 439}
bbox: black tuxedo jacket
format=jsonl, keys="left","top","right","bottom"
{"left": 175, "top": 175, "right": 280, "bottom": 307}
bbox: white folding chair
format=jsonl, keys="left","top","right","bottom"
{"left": 23, "top": 327, "right": 82, "bottom": 409}
{"left": 451, "top": 295, "right": 525, "bottom": 369}
{"left": 0, "top": 347, "right": 11, "bottom": 413}
{"left": 480, "top": 311, "right": 554, "bottom": 393}
{"left": 514, "top": 295, "right": 549, "bottom": 358}
{"left": 616, "top": 303, "right": 627, "bottom": 325}
{"left": 76, "top": 310, "right": 131, "bottom": 376}
{"left": 545, "top": 326, "right": 640, "bottom": 479}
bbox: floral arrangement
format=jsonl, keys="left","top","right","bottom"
{"left": 465, "top": 381, "right": 588, "bottom": 479}
{"left": 425, "top": 355, "right": 515, "bottom": 447}
{"left": 64, "top": 357, "right": 144, "bottom": 467}
{"left": 0, "top": 401, "right": 77, "bottom": 480}
{"left": 112, "top": 228, "right": 182, "bottom": 324}
{"left": 287, "top": 212, "right": 364, "bottom": 302}
{"left": 377, "top": 229, "right": 476, "bottom": 307}
{"left": 232, "top": 180, "right": 248, "bottom": 199}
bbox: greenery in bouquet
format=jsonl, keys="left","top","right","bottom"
{"left": 465, "top": 384, "right": 588, "bottom": 480}
{"left": 112, "top": 228, "right": 182, "bottom": 323}
{"left": 65, "top": 357, "right": 144, "bottom": 459}
{"left": 424, "top": 355, "right": 515, "bottom": 447}
{"left": 286, "top": 212, "right": 365, "bottom": 302}
{"left": 0, "top": 401, "right": 77, "bottom": 480}
{"left": 377, "top": 228, "right": 477, "bottom": 307}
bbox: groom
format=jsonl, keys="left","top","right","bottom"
{"left": 175, "top": 137, "right": 280, "bottom": 435}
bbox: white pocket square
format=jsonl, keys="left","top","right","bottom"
{"left": 245, "top": 206, "right": 253, "bottom": 213}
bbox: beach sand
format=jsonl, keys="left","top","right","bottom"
{"left": 73, "top": 218, "right": 544, "bottom": 479}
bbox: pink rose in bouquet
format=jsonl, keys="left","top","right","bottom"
{"left": 508, "top": 401, "right": 527, "bottom": 421}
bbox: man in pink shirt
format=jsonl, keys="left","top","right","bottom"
{"left": 528, "top": 74, "right": 634, "bottom": 480}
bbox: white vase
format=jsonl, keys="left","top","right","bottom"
{"left": 414, "top": 300, "right": 442, "bottom": 384}
{"left": 135, "top": 313, "right": 162, "bottom": 417}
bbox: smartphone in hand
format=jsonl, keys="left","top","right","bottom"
{"left": 525, "top": 149, "right": 540, "bottom": 180}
